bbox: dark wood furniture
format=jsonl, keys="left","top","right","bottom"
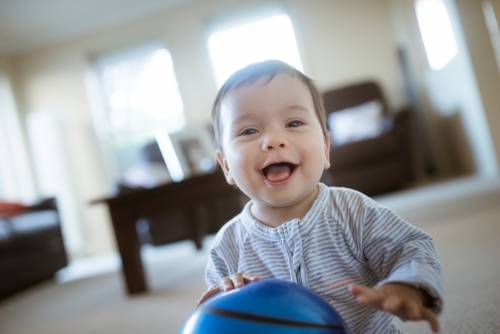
{"left": 92, "top": 171, "right": 242, "bottom": 295}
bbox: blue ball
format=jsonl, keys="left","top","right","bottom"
{"left": 181, "top": 279, "right": 350, "bottom": 334}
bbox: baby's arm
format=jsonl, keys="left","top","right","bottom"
{"left": 349, "top": 282, "right": 440, "bottom": 333}
{"left": 339, "top": 190, "right": 443, "bottom": 331}
{"left": 197, "top": 273, "right": 260, "bottom": 306}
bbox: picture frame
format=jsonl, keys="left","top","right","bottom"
{"left": 155, "top": 124, "right": 216, "bottom": 182}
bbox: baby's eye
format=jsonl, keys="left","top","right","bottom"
{"left": 240, "top": 128, "right": 258, "bottom": 136}
{"left": 287, "top": 120, "right": 304, "bottom": 128}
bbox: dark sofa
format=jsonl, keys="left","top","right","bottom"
{"left": 0, "top": 198, "right": 67, "bottom": 300}
{"left": 322, "top": 81, "right": 415, "bottom": 196}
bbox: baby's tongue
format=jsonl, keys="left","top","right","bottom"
{"left": 266, "top": 165, "right": 291, "bottom": 182}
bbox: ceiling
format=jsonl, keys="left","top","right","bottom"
{"left": 0, "top": 0, "right": 193, "bottom": 55}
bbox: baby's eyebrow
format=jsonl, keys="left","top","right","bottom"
{"left": 281, "top": 104, "right": 311, "bottom": 114}
{"left": 231, "top": 113, "right": 255, "bottom": 128}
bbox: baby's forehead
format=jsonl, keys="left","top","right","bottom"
{"left": 231, "top": 72, "right": 300, "bottom": 91}
{"left": 222, "top": 74, "right": 310, "bottom": 107}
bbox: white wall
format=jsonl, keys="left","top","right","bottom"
{"left": 390, "top": 0, "right": 499, "bottom": 178}
{"left": 425, "top": 0, "right": 498, "bottom": 177}
{"left": 11, "top": 0, "right": 405, "bottom": 255}
{"left": 0, "top": 57, "right": 37, "bottom": 202}
{"left": 289, "top": 0, "right": 406, "bottom": 108}
{"left": 454, "top": 0, "right": 500, "bottom": 174}
{"left": 26, "top": 110, "right": 87, "bottom": 258}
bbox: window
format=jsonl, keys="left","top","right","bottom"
{"left": 415, "top": 0, "right": 458, "bottom": 70}
{"left": 208, "top": 14, "right": 303, "bottom": 87}
{"left": 92, "top": 43, "right": 184, "bottom": 186}
{"left": 483, "top": 1, "right": 500, "bottom": 73}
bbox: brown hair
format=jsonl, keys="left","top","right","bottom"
{"left": 211, "top": 60, "right": 329, "bottom": 153}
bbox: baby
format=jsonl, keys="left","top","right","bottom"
{"left": 197, "top": 60, "right": 443, "bottom": 334}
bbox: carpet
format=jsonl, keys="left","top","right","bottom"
{"left": 0, "top": 176, "right": 499, "bottom": 334}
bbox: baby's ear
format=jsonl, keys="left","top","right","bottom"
{"left": 323, "top": 135, "right": 331, "bottom": 169}
{"left": 216, "top": 150, "right": 235, "bottom": 185}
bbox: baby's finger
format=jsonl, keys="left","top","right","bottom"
{"left": 349, "top": 284, "right": 384, "bottom": 307}
{"left": 242, "top": 273, "right": 260, "bottom": 283}
{"left": 348, "top": 284, "right": 366, "bottom": 297}
{"left": 220, "top": 277, "right": 235, "bottom": 291}
{"left": 404, "top": 300, "right": 422, "bottom": 321}
{"left": 421, "top": 307, "right": 440, "bottom": 333}
{"left": 230, "top": 274, "right": 246, "bottom": 288}
{"left": 196, "top": 287, "right": 220, "bottom": 307}
{"left": 382, "top": 296, "right": 402, "bottom": 314}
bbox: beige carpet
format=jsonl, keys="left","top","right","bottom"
{"left": 0, "top": 176, "right": 499, "bottom": 334}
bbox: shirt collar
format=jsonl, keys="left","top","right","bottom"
{"left": 240, "top": 183, "right": 330, "bottom": 241}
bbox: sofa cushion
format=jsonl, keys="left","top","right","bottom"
{"left": 329, "top": 132, "right": 399, "bottom": 169}
{"left": 0, "top": 198, "right": 67, "bottom": 300}
{"left": 1, "top": 210, "right": 63, "bottom": 257}
{"left": 0, "top": 220, "right": 14, "bottom": 250}
{"left": 8, "top": 210, "right": 59, "bottom": 235}
{"left": 327, "top": 100, "right": 384, "bottom": 145}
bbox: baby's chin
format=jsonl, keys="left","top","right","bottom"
{"left": 253, "top": 186, "right": 319, "bottom": 208}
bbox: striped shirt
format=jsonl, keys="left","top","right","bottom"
{"left": 205, "top": 183, "right": 444, "bottom": 334}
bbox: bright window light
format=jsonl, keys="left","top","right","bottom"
{"left": 208, "top": 14, "right": 303, "bottom": 86}
{"left": 97, "top": 46, "right": 184, "bottom": 135}
{"left": 94, "top": 44, "right": 185, "bottom": 184}
{"left": 415, "top": 0, "right": 458, "bottom": 70}
{"left": 483, "top": 1, "right": 500, "bottom": 73}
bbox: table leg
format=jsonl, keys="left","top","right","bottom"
{"left": 109, "top": 208, "right": 147, "bottom": 294}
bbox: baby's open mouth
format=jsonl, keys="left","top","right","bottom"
{"left": 262, "top": 162, "right": 297, "bottom": 182}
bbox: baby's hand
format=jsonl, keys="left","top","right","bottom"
{"left": 349, "top": 283, "right": 440, "bottom": 333}
{"left": 196, "top": 273, "right": 259, "bottom": 307}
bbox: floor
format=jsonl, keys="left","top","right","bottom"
{"left": 0, "top": 175, "right": 499, "bottom": 334}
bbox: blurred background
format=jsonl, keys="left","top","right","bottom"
{"left": 0, "top": 0, "right": 499, "bottom": 333}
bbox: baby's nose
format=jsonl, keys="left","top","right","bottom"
{"left": 267, "top": 143, "right": 285, "bottom": 149}
{"left": 263, "top": 136, "right": 286, "bottom": 150}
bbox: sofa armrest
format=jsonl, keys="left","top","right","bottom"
{"left": 390, "top": 106, "right": 412, "bottom": 130}
{"left": 29, "top": 198, "right": 57, "bottom": 212}
{"left": 390, "top": 106, "right": 415, "bottom": 182}
{"left": 329, "top": 132, "right": 399, "bottom": 169}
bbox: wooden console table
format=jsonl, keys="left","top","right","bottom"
{"left": 92, "top": 171, "right": 241, "bottom": 295}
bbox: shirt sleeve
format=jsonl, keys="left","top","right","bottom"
{"left": 205, "top": 246, "right": 230, "bottom": 290}
{"left": 341, "top": 190, "right": 444, "bottom": 314}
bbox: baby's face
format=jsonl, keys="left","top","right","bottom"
{"left": 217, "top": 74, "right": 330, "bottom": 209}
